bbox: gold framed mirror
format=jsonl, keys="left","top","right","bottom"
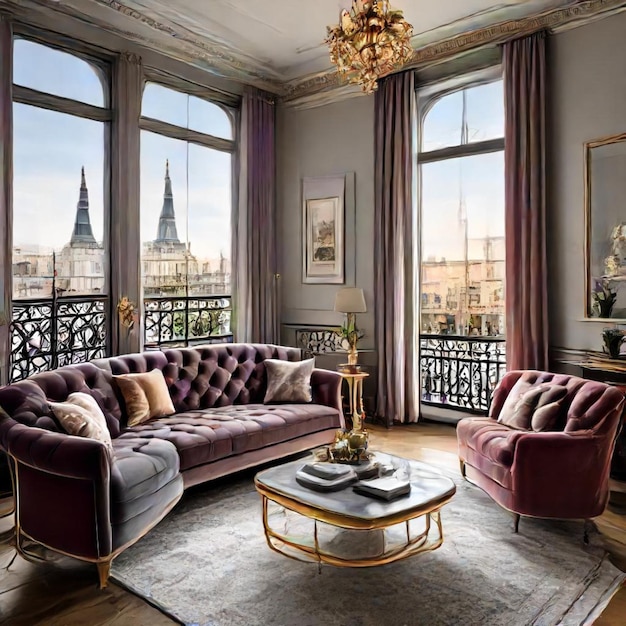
{"left": 584, "top": 132, "right": 626, "bottom": 320}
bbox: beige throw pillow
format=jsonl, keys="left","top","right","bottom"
{"left": 50, "top": 392, "right": 112, "bottom": 449}
{"left": 264, "top": 358, "right": 315, "bottom": 404}
{"left": 113, "top": 368, "right": 176, "bottom": 427}
{"left": 498, "top": 384, "right": 568, "bottom": 432}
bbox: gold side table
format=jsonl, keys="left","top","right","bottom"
{"left": 337, "top": 370, "right": 369, "bottom": 430}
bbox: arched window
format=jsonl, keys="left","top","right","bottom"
{"left": 11, "top": 39, "right": 110, "bottom": 381}
{"left": 139, "top": 81, "right": 235, "bottom": 348}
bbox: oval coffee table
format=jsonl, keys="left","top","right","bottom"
{"left": 254, "top": 452, "right": 456, "bottom": 567}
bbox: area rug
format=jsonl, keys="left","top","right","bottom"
{"left": 111, "top": 464, "right": 625, "bottom": 626}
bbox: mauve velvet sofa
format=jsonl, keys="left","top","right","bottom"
{"left": 457, "top": 370, "right": 624, "bottom": 530}
{"left": 0, "top": 343, "right": 343, "bottom": 587}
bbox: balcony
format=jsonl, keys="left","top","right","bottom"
{"left": 420, "top": 334, "right": 506, "bottom": 413}
{"left": 10, "top": 295, "right": 107, "bottom": 382}
{"left": 143, "top": 295, "right": 233, "bottom": 349}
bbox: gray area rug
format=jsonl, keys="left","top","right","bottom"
{"left": 111, "top": 461, "right": 625, "bottom": 626}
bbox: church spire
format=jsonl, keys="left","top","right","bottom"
{"left": 70, "top": 166, "right": 96, "bottom": 245}
{"left": 155, "top": 159, "right": 180, "bottom": 244}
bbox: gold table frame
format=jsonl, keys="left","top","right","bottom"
{"left": 255, "top": 457, "right": 455, "bottom": 568}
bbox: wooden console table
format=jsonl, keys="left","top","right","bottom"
{"left": 573, "top": 355, "right": 626, "bottom": 483}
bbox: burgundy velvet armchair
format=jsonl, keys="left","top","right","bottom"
{"left": 457, "top": 370, "right": 624, "bottom": 530}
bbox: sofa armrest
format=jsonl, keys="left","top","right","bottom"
{"left": 1, "top": 421, "right": 110, "bottom": 481}
{"left": 511, "top": 431, "right": 612, "bottom": 516}
{"left": 311, "top": 368, "right": 343, "bottom": 413}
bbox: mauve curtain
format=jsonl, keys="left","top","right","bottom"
{"left": 374, "top": 71, "right": 418, "bottom": 425}
{"left": 233, "top": 87, "right": 279, "bottom": 344}
{"left": 503, "top": 32, "right": 549, "bottom": 371}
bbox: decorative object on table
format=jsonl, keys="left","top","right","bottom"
{"left": 334, "top": 287, "right": 367, "bottom": 366}
{"left": 328, "top": 428, "right": 370, "bottom": 464}
{"left": 592, "top": 278, "right": 617, "bottom": 318}
{"left": 302, "top": 195, "right": 344, "bottom": 284}
{"left": 602, "top": 327, "right": 626, "bottom": 359}
{"left": 325, "top": 0, "right": 414, "bottom": 94}
{"left": 295, "top": 463, "right": 357, "bottom": 492}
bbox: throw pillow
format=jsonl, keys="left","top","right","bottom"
{"left": 113, "top": 368, "right": 175, "bottom": 427}
{"left": 498, "top": 383, "right": 568, "bottom": 432}
{"left": 49, "top": 392, "right": 112, "bottom": 449}
{"left": 264, "top": 358, "right": 315, "bottom": 404}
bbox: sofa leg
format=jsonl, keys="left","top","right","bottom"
{"left": 97, "top": 560, "right": 112, "bottom": 589}
{"left": 459, "top": 459, "right": 466, "bottom": 478}
{"left": 583, "top": 519, "right": 593, "bottom": 544}
{"left": 513, "top": 513, "right": 520, "bottom": 533}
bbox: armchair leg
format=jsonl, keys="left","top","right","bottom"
{"left": 513, "top": 513, "right": 520, "bottom": 533}
{"left": 97, "top": 560, "right": 112, "bottom": 589}
{"left": 459, "top": 459, "right": 466, "bottom": 478}
{"left": 583, "top": 519, "right": 594, "bottom": 545}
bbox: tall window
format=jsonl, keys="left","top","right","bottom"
{"left": 419, "top": 79, "right": 505, "bottom": 337}
{"left": 140, "top": 82, "right": 234, "bottom": 348}
{"left": 11, "top": 39, "right": 110, "bottom": 381}
{"left": 418, "top": 75, "right": 506, "bottom": 413}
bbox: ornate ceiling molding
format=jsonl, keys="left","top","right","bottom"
{"left": 5, "top": 0, "right": 626, "bottom": 105}
{"left": 282, "top": 0, "right": 626, "bottom": 104}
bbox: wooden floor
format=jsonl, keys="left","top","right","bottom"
{"left": 0, "top": 422, "right": 624, "bottom": 625}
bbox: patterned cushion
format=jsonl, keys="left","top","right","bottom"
{"left": 498, "top": 384, "right": 568, "bottom": 432}
{"left": 264, "top": 358, "right": 314, "bottom": 403}
{"left": 49, "top": 392, "right": 112, "bottom": 449}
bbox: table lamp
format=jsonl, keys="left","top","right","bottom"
{"left": 334, "top": 287, "right": 367, "bottom": 366}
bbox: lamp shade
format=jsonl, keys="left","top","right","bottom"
{"left": 334, "top": 288, "right": 366, "bottom": 313}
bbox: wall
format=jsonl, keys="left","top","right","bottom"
{"left": 548, "top": 11, "right": 626, "bottom": 354}
{"left": 277, "top": 96, "right": 376, "bottom": 347}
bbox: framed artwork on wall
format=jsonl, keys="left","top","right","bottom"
{"left": 302, "top": 195, "right": 344, "bottom": 284}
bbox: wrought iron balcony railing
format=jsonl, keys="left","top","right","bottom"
{"left": 420, "top": 334, "right": 506, "bottom": 413}
{"left": 10, "top": 295, "right": 108, "bottom": 383}
{"left": 143, "top": 295, "right": 233, "bottom": 349}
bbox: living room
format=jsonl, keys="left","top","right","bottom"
{"left": 0, "top": 0, "right": 626, "bottom": 624}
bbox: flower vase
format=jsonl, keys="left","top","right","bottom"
{"left": 602, "top": 329, "right": 625, "bottom": 359}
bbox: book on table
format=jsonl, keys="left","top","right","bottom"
{"left": 353, "top": 476, "right": 411, "bottom": 501}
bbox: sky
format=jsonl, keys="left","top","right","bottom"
{"left": 420, "top": 80, "right": 505, "bottom": 262}
{"left": 12, "top": 39, "right": 232, "bottom": 262}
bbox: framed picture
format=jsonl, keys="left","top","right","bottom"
{"left": 302, "top": 195, "right": 344, "bottom": 284}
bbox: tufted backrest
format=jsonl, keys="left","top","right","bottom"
{"left": 0, "top": 343, "right": 303, "bottom": 436}
{"left": 489, "top": 370, "right": 625, "bottom": 436}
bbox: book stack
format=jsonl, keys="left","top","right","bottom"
{"left": 353, "top": 476, "right": 411, "bottom": 501}
{"left": 295, "top": 462, "right": 357, "bottom": 492}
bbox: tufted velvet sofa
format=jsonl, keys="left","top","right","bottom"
{"left": 457, "top": 370, "right": 625, "bottom": 529}
{"left": 0, "top": 343, "right": 343, "bottom": 587}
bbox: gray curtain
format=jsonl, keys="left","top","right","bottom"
{"left": 503, "top": 32, "right": 549, "bottom": 371}
{"left": 233, "top": 87, "right": 279, "bottom": 344}
{"left": 0, "top": 16, "right": 13, "bottom": 385}
{"left": 374, "top": 71, "right": 418, "bottom": 425}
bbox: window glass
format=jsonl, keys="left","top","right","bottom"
{"left": 12, "top": 103, "right": 105, "bottom": 298}
{"left": 422, "top": 81, "right": 504, "bottom": 152}
{"left": 13, "top": 39, "right": 105, "bottom": 107}
{"left": 142, "top": 83, "right": 232, "bottom": 139}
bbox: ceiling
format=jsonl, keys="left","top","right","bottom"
{"left": 17, "top": 0, "right": 621, "bottom": 99}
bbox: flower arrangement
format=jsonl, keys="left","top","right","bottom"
{"left": 592, "top": 279, "right": 617, "bottom": 318}
{"left": 602, "top": 327, "right": 625, "bottom": 359}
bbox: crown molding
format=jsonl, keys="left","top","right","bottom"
{"left": 4, "top": 0, "right": 626, "bottom": 106}
{"left": 281, "top": 0, "right": 626, "bottom": 105}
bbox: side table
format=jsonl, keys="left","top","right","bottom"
{"left": 337, "top": 370, "right": 369, "bottom": 430}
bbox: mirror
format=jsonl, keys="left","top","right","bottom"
{"left": 585, "top": 132, "right": 626, "bottom": 319}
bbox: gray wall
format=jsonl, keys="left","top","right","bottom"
{"left": 549, "top": 11, "right": 626, "bottom": 352}
{"left": 277, "top": 96, "right": 376, "bottom": 348}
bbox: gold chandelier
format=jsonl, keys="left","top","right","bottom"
{"left": 326, "top": 0, "right": 413, "bottom": 94}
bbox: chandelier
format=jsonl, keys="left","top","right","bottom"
{"left": 326, "top": 0, "right": 413, "bottom": 94}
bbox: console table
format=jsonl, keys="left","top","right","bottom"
{"left": 573, "top": 356, "right": 626, "bottom": 483}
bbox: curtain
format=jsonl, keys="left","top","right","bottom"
{"left": 233, "top": 87, "right": 279, "bottom": 344}
{"left": 374, "top": 71, "right": 418, "bottom": 425}
{"left": 0, "top": 16, "right": 13, "bottom": 385}
{"left": 503, "top": 32, "right": 549, "bottom": 371}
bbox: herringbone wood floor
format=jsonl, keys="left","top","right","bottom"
{"left": 0, "top": 422, "right": 624, "bottom": 625}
